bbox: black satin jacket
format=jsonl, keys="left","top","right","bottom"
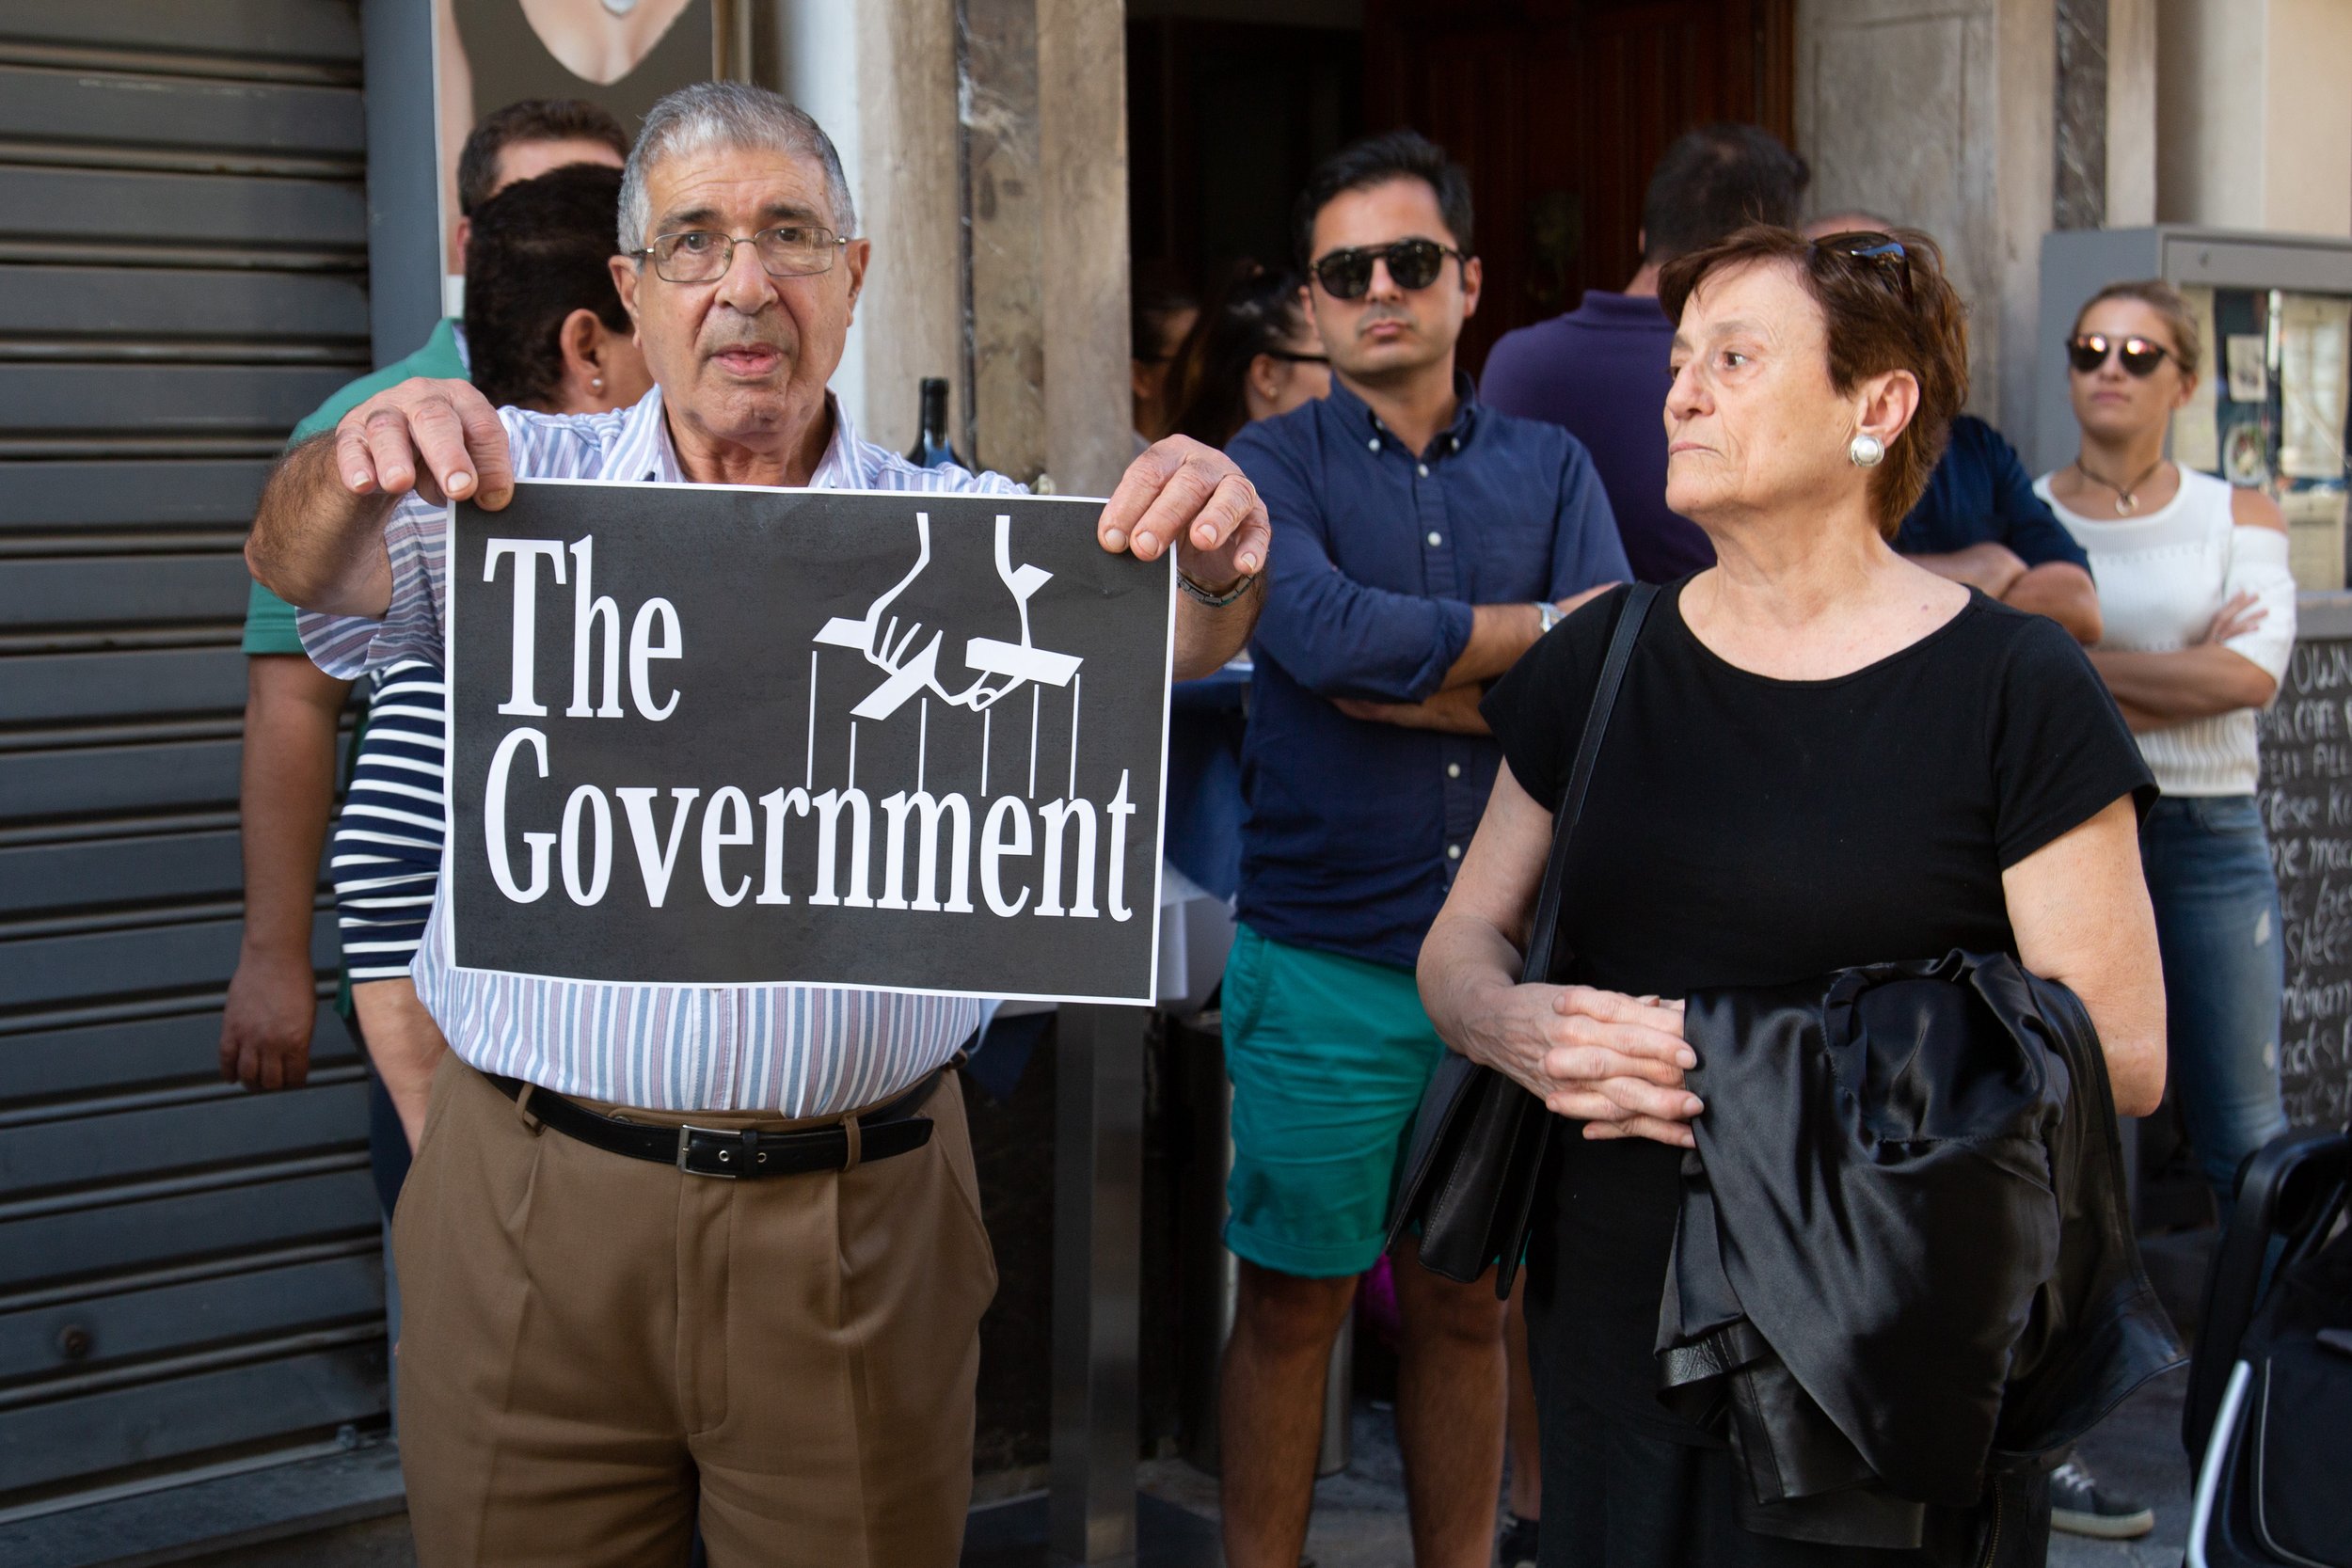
{"left": 1655, "top": 951, "right": 2185, "bottom": 1551}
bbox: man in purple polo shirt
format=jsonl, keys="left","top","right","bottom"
{"left": 1483, "top": 123, "right": 1808, "bottom": 584}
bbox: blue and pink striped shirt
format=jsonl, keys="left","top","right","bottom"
{"left": 300, "top": 386, "right": 1019, "bottom": 1114}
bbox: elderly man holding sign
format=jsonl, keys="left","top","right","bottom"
{"left": 246, "top": 83, "right": 1265, "bottom": 1568}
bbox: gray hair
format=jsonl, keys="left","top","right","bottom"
{"left": 617, "top": 82, "right": 857, "bottom": 254}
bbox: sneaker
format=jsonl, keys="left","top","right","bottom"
{"left": 1498, "top": 1512, "right": 1541, "bottom": 1568}
{"left": 2048, "top": 1458, "right": 2154, "bottom": 1539}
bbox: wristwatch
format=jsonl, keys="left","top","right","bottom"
{"left": 1534, "top": 600, "right": 1563, "bottom": 635}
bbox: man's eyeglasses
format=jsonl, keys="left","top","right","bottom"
{"left": 629, "top": 225, "right": 849, "bottom": 285}
{"left": 1811, "top": 230, "right": 1915, "bottom": 311}
{"left": 2067, "top": 333, "right": 2172, "bottom": 377}
{"left": 1310, "top": 239, "right": 1468, "bottom": 300}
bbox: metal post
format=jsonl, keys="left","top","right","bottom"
{"left": 358, "top": 0, "right": 444, "bottom": 368}
{"left": 1049, "top": 1004, "right": 1146, "bottom": 1564}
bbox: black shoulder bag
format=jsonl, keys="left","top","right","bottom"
{"left": 1384, "top": 581, "right": 1658, "bottom": 1297}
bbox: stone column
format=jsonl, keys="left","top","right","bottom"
{"left": 2054, "top": 0, "right": 2110, "bottom": 233}
{"left": 757, "top": 0, "right": 964, "bottom": 451}
{"left": 852, "top": 0, "right": 966, "bottom": 455}
{"left": 2106, "top": 0, "right": 2158, "bottom": 227}
{"left": 1036, "top": 0, "right": 1134, "bottom": 499}
{"left": 959, "top": 0, "right": 1131, "bottom": 493}
{"left": 1795, "top": 0, "right": 2056, "bottom": 428}
{"left": 2157, "top": 0, "right": 2352, "bottom": 237}
{"left": 758, "top": 0, "right": 1133, "bottom": 480}
{"left": 960, "top": 0, "right": 1047, "bottom": 481}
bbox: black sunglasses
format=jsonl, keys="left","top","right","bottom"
{"left": 1310, "top": 239, "right": 1468, "bottom": 300}
{"left": 1264, "top": 349, "right": 1328, "bottom": 365}
{"left": 1811, "top": 230, "right": 1915, "bottom": 310}
{"left": 2067, "top": 333, "right": 2172, "bottom": 377}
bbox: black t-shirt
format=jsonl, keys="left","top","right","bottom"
{"left": 1480, "top": 580, "right": 2155, "bottom": 1438}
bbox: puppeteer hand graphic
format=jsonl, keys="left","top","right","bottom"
{"left": 815, "top": 512, "right": 1084, "bottom": 721}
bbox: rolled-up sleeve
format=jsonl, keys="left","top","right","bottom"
{"left": 297, "top": 494, "right": 448, "bottom": 679}
{"left": 1547, "top": 437, "right": 1631, "bottom": 597}
{"left": 1233, "top": 429, "right": 1473, "bottom": 702}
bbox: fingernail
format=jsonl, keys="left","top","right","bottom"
{"left": 347, "top": 470, "right": 370, "bottom": 489}
{"left": 1239, "top": 553, "right": 1260, "bottom": 573}
{"left": 448, "top": 471, "right": 473, "bottom": 496}
{"left": 1677, "top": 1049, "right": 1696, "bottom": 1069}
{"left": 1685, "top": 1096, "right": 1706, "bottom": 1116}
{"left": 1103, "top": 527, "right": 1128, "bottom": 550}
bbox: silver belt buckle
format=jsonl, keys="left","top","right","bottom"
{"left": 675, "top": 1124, "right": 743, "bottom": 1179}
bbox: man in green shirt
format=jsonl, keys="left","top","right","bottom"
{"left": 221, "top": 100, "right": 631, "bottom": 1114}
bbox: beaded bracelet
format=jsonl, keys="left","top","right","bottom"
{"left": 1177, "top": 571, "right": 1260, "bottom": 609}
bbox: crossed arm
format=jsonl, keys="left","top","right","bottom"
{"left": 1912, "top": 544, "right": 2103, "bottom": 645}
{"left": 2093, "top": 621, "right": 2276, "bottom": 730}
{"left": 2094, "top": 497, "right": 2293, "bottom": 731}
{"left": 1332, "top": 590, "right": 1616, "bottom": 734}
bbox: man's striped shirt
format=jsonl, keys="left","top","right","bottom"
{"left": 300, "top": 386, "right": 1020, "bottom": 1114}
{"left": 330, "top": 658, "right": 445, "bottom": 981}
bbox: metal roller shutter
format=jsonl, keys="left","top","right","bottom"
{"left": 0, "top": 0, "right": 389, "bottom": 1536}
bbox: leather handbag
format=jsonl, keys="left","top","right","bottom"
{"left": 1385, "top": 582, "right": 1658, "bottom": 1296}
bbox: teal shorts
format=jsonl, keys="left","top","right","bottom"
{"left": 1221, "top": 923, "right": 1448, "bottom": 1278}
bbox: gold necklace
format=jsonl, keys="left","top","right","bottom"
{"left": 2074, "top": 455, "right": 2168, "bottom": 515}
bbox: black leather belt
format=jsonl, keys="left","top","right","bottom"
{"left": 488, "top": 1068, "right": 941, "bottom": 1180}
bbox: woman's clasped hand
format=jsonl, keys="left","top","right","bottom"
{"left": 1465, "top": 983, "right": 1701, "bottom": 1146}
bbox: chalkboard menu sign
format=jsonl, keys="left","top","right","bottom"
{"left": 2258, "top": 629, "right": 2352, "bottom": 1130}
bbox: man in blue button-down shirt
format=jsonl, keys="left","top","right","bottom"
{"left": 1215, "top": 132, "right": 1627, "bottom": 1568}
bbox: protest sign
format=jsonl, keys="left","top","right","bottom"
{"left": 446, "top": 480, "right": 1172, "bottom": 1004}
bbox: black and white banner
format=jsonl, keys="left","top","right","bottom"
{"left": 447, "top": 480, "right": 1173, "bottom": 1004}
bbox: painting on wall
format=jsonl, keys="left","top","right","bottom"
{"left": 431, "top": 0, "right": 748, "bottom": 305}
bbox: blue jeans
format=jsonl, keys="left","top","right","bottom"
{"left": 2139, "top": 796, "right": 2291, "bottom": 1205}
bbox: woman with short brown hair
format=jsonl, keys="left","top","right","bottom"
{"left": 1415, "top": 227, "right": 2168, "bottom": 1565}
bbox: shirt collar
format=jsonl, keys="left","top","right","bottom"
{"left": 437, "top": 316, "right": 472, "bottom": 375}
{"left": 1568, "top": 290, "right": 1674, "bottom": 326}
{"left": 607, "top": 383, "right": 682, "bottom": 483}
{"left": 628, "top": 385, "right": 866, "bottom": 486}
{"left": 1323, "top": 370, "right": 1481, "bottom": 457}
{"left": 808, "top": 393, "right": 871, "bottom": 487}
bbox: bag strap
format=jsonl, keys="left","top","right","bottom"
{"left": 1517, "top": 582, "right": 1658, "bottom": 987}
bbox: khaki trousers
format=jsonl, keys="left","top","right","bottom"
{"left": 391, "top": 1056, "right": 998, "bottom": 1568}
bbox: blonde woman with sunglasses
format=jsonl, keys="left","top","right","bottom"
{"left": 2037, "top": 279, "right": 2293, "bottom": 1221}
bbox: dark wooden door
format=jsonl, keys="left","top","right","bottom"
{"left": 1129, "top": 19, "right": 1366, "bottom": 297}
{"left": 1363, "top": 0, "right": 1795, "bottom": 371}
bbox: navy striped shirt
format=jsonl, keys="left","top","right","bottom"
{"left": 330, "top": 660, "right": 445, "bottom": 981}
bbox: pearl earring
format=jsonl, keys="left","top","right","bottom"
{"left": 592, "top": 375, "right": 604, "bottom": 390}
{"left": 1849, "top": 432, "right": 1885, "bottom": 468}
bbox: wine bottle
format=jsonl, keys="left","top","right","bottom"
{"left": 905, "top": 377, "right": 963, "bottom": 469}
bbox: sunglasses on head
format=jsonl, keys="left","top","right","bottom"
{"left": 1310, "top": 238, "right": 1467, "bottom": 300}
{"left": 1810, "top": 230, "right": 1915, "bottom": 310}
{"left": 2067, "top": 333, "right": 2172, "bottom": 376}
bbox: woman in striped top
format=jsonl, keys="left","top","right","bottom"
{"left": 2036, "top": 278, "right": 2295, "bottom": 1215}
{"left": 330, "top": 164, "right": 651, "bottom": 1146}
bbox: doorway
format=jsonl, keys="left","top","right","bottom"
{"left": 1128, "top": 0, "right": 1796, "bottom": 375}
